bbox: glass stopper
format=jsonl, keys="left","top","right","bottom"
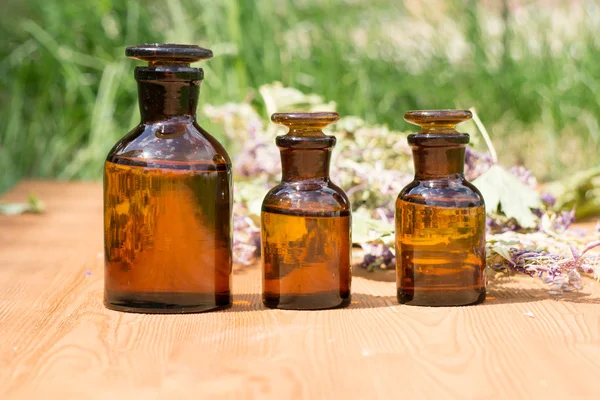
{"left": 404, "top": 109, "right": 472, "bottom": 134}
{"left": 272, "top": 112, "right": 340, "bottom": 136}
{"left": 126, "top": 43, "right": 213, "bottom": 67}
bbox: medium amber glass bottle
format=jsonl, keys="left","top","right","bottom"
{"left": 396, "top": 110, "right": 486, "bottom": 306}
{"left": 104, "top": 44, "right": 232, "bottom": 313}
{"left": 261, "top": 112, "right": 351, "bottom": 310}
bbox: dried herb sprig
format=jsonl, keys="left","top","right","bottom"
{"left": 488, "top": 235, "right": 600, "bottom": 293}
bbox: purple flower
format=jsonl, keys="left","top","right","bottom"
{"left": 464, "top": 147, "right": 493, "bottom": 181}
{"left": 359, "top": 243, "right": 396, "bottom": 271}
{"left": 541, "top": 192, "right": 556, "bottom": 207}
{"left": 554, "top": 208, "right": 576, "bottom": 231}
{"left": 232, "top": 212, "right": 261, "bottom": 265}
{"left": 509, "top": 165, "right": 538, "bottom": 188}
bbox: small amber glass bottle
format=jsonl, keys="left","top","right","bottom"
{"left": 261, "top": 112, "right": 352, "bottom": 310}
{"left": 104, "top": 44, "right": 232, "bottom": 313}
{"left": 396, "top": 110, "right": 486, "bottom": 306}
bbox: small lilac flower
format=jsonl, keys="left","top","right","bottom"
{"left": 541, "top": 192, "right": 556, "bottom": 206}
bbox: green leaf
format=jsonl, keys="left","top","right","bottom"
{"left": 0, "top": 194, "right": 45, "bottom": 215}
{"left": 490, "top": 244, "right": 513, "bottom": 263}
{"left": 234, "top": 181, "right": 269, "bottom": 217}
{"left": 472, "top": 165, "right": 541, "bottom": 229}
{"left": 258, "top": 82, "right": 336, "bottom": 117}
{"left": 0, "top": 203, "right": 30, "bottom": 215}
{"left": 352, "top": 208, "right": 394, "bottom": 245}
{"left": 547, "top": 165, "right": 600, "bottom": 218}
{"left": 27, "top": 194, "right": 44, "bottom": 213}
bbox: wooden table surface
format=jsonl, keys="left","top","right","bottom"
{"left": 1, "top": 181, "right": 599, "bottom": 399}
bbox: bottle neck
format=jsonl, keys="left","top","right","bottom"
{"left": 137, "top": 79, "right": 200, "bottom": 123}
{"left": 412, "top": 145, "right": 466, "bottom": 180}
{"left": 280, "top": 148, "right": 332, "bottom": 182}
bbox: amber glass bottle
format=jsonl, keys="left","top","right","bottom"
{"left": 261, "top": 112, "right": 351, "bottom": 310}
{"left": 103, "top": 44, "right": 232, "bottom": 313}
{"left": 396, "top": 110, "right": 486, "bottom": 306}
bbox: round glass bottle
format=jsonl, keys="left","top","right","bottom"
{"left": 396, "top": 110, "right": 486, "bottom": 306}
{"left": 261, "top": 112, "right": 352, "bottom": 310}
{"left": 104, "top": 44, "right": 232, "bottom": 313}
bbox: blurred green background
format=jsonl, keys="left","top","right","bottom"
{"left": 1, "top": 0, "right": 599, "bottom": 193}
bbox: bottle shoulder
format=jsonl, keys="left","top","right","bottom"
{"left": 262, "top": 180, "right": 350, "bottom": 215}
{"left": 106, "top": 120, "right": 231, "bottom": 167}
{"left": 398, "top": 179, "right": 484, "bottom": 208}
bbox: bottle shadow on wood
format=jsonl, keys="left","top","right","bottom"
{"left": 222, "top": 292, "right": 397, "bottom": 312}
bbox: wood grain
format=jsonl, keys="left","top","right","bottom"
{"left": 1, "top": 181, "right": 600, "bottom": 399}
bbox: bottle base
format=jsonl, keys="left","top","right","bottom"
{"left": 263, "top": 291, "right": 351, "bottom": 310}
{"left": 397, "top": 287, "right": 485, "bottom": 307}
{"left": 104, "top": 291, "right": 231, "bottom": 314}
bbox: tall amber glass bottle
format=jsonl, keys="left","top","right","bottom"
{"left": 104, "top": 44, "right": 232, "bottom": 313}
{"left": 396, "top": 110, "right": 486, "bottom": 306}
{"left": 261, "top": 112, "right": 351, "bottom": 310}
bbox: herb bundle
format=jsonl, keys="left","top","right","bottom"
{"left": 204, "top": 83, "right": 600, "bottom": 293}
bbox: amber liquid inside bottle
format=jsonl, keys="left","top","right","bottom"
{"left": 396, "top": 200, "right": 486, "bottom": 305}
{"left": 104, "top": 160, "right": 232, "bottom": 313}
{"left": 262, "top": 207, "right": 351, "bottom": 309}
{"left": 396, "top": 110, "right": 486, "bottom": 306}
{"left": 261, "top": 112, "right": 351, "bottom": 310}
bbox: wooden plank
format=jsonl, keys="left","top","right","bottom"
{"left": 1, "top": 181, "right": 599, "bottom": 399}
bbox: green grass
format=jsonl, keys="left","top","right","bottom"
{"left": 1, "top": 0, "right": 600, "bottom": 193}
